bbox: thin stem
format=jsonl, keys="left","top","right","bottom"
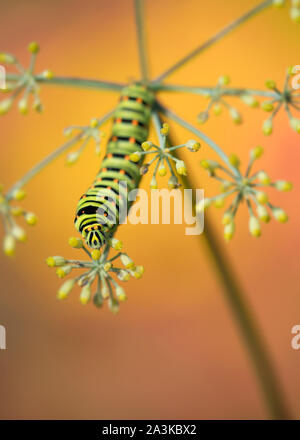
{"left": 134, "top": 0, "right": 149, "bottom": 81}
{"left": 150, "top": 83, "right": 279, "bottom": 99}
{"left": 154, "top": 0, "right": 273, "bottom": 82}
{"left": 157, "top": 102, "right": 241, "bottom": 178}
{"left": 6, "top": 73, "right": 124, "bottom": 92}
{"left": 7, "top": 110, "right": 114, "bottom": 196}
{"left": 163, "top": 124, "right": 290, "bottom": 419}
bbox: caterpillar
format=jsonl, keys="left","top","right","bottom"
{"left": 74, "top": 83, "right": 155, "bottom": 249}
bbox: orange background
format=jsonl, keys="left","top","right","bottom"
{"left": 0, "top": 0, "right": 300, "bottom": 419}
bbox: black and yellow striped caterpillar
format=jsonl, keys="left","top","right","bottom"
{"left": 74, "top": 83, "right": 155, "bottom": 249}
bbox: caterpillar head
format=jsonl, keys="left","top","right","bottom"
{"left": 82, "top": 227, "right": 107, "bottom": 250}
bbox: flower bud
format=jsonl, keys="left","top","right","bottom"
{"left": 79, "top": 284, "right": 92, "bottom": 305}
{"left": 224, "top": 222, "right": 235, "bottom": 241}
{"left": 168, "top": 175, "right": 179, "bottom": 189}
{"left": 0, "top": 98, "right": 13, "bottom": 116}
{"left": 150, "top": 176, "right": 158, "bottom": 189}
{"left": 129, "top": 152, "right": 141, "bottom": 162}
{"left": 291, "top": 7, "right": 300, "bottom": 22}
{"left": 263, "top": 119, "right": 273, "bottom": 136}
{"left": 0, "top": 53, "right": 16, "bottom": 64}
{"left": 261, "top": 102, "right": 274, "bottom": 112}
{"left": 241, "top": 94, "right": 259, "bottom": 108}
{"left": 256, "top": 205, "right": 270, "bottom": 223}
{"left": 66, "top": 151, "right": 80, "bottom": 166}
{"left": 3, "top": 234, "right": 16, "bottom": 257}
{"left": 256, "top": 191, "right": 268, "bottom": 204}
{"left": 213, "top": 104, "right": 222, "bottom": 115}
{"left": 68, "top": 237, "right": 83, "bottom": 248}
{"left": 116, "top": 285, "right": 127, "bottom": 302}
{"left": 42, "top": 69, "right": 54, "bottom": 79}
{"left": 108, "top": 298, "right": 120, "bottom": 314}
{"left": 222, "top": 211, "right": 234, "bottom": 225}
{"left": 176, "top": 160, "right": 187, "bottom": 176}
{"left": 257, "top": 171, "right": 271, "bottom": 185}
{"left": 186, "top": 139, "right": 201, "bottom": 152}
{"left": 12, "top": 188, "right": 26, "bottom": 201}
{"left": 197, "top": 112, "right": 209, "bottom": 124}
{"left": 12, "top": 225, "right": 27, "bottom": 242}
{"left": 46, "top": 256, "right": 67, "bottom": 267}
{"left": 142, "top": 141, "right": 154, "bottom": 151}
{"left": 290, "top": 118, "right": 300, "bottom": 134}
{"left": 249, "top": 216, "right": 261, "bottom": 237}
{"left": 272, "top": 207, "right": 288, "bottom": 223}
{"left": 229, "top": 154, "right": 240, "bottom": 169}
{"left": 117, "top": 269, "right": 131, "bottom": 281}
{"left": 28, "top": 41, "right": 40, "bottom": 54}
{"left": 229, "top": 108, "right": 242, "bottom": 124}
{"left": 120, "top": 253, "right": 135, "bottom": 270}
{"left": 56, "top": 265, "right": 72, "bottom": 279}
{"left": 160, "top": 123, "right": 169, "bottom": 136}
{"left": 274, "top": 180, "right": 293, "bottom": 191}
{"left": 18, "top": 98, "right": 28, "bottom": 115}
{"left": 25, "top": 212, "right": 38, "bottom": 226}
{"left": 57, "top": 279, "right": 75, "bottom": 300}
{"left": 109, "top": 238, "right": 123, "bottom": 250}
{"left": 250, "top": 146, "right": 264, "bottom": 160}
{"left": 265, "top": 79, "right": 277, "bottom": 89}
{"left": 91, "top": 249, "right": 101, "bottom": 261}
{"left": 218, "top": 75, "right": 230, "bottom": 86}
{"left": 158, "top": 164, "right": 167, "bottom": 177}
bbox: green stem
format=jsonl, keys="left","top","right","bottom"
{"left": 6, "top": 73, "right": 124, "bottom": 92}
{"left": 163, "top": 125, "right": 290, "bottom": 420}
{"left": 157, "top": 102, "right": 241, "bottom": 178}
{"left": 134, "top": 0, "right": 149, "bottom": 81}
{"left": 150, "top": 83, "right": 279, "bottom": 99}
{"left": 154, "top": 0, "right": 273, "bottom": 82}
{"left": 7, "top": 110, "right": 114, "bottom": 196}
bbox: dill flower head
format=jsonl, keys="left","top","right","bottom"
{"left": 131, "top": 123, "right": 200, "bottom": 189}
{"left": 197, "top": 146, "right": 292, "bottom": 240}
{"left": 46, "top": 237, "right": 144, "bottom": 312}
{"left": 261, "top": 68, "right": 300, "bottom": 136}
{"left": 0, "top": 184, "right": 37, "bottom": 257}
{"left": 0, "top": 42, "right": 53, "bottom": 116}
{"left": 64, "top": 118, "right": 105, "bottom": 164}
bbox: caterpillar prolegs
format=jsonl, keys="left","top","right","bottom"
{"left": 74, "top": 84, "right": 155, "bottom": 249}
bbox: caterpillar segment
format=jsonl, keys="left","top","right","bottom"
{"left": 74, "top": 84, "right": 155, "bottom": 249}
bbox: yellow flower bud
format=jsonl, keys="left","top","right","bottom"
{"left": 224, "top": 222, "right": 235, "bottom": 241}
{"left": 25, "top": 212, "right": 38, "bottom": 226}
{"left": 261, "top": 102, "right": 274, "bottom": 112}
{"left": 160, "top": 123, "right": 169, "bottom": 136}
{"left": 213, "top": 104, "right": 222, "bottom": 115}
{"left": 263, "top": 119, "right": 273, "bottom": 136}
{"left": 12, "top": 188, "right": 26, "bottom": 201}
{"left": 274, "top": 180, "right": 293, "bottom": 191}
{"left": 0, "top": 53, "right": 16, "bottom": 64}
{"left": 272, "top": 207, "right": 288, "bottom": 223}
{"left": 219, "top": 75, "right": 230, "bottom": 86}
{"left": 117, "top": 270, "right": 130, "bottom": 282}
{"left": 150, "top": 176, "right": 158, "bottom": 189}
{"left": 196, "top": 198, "right": 211, "bottom": 213}
{"left": 290, "top": 118, "right": 300, "bottom": 134}
{"left": 79, "top": 284, "right": 92, "bottom": 305}
{"left": 18, "top": 98, "right": 28, "bottom": 115}
{"left": 222, "top": 211, "right": 234, "bottom": 225}
{"left": 249, "top": 216, "right": 261, "bottom": 237}
{"left": 46, "top": 256, "right": 67, "bottom": 267}
{"left": 186, "top": 139, "right": 201, "bottom": 152}
{"left": 28, "top": 41, "right": 39, "bottom": 54}
{"left": 0, "top": 98, "right": 13, "bottom": 115}
{"left": 116, "top": 285, "right": 127, "bottom": 302}
{"left": 3, "top": 234, "right": 16, "bottom": 257}
{"left": 176, "top": 160, "right": 187, "bottom": 176}
{"left": 265, "top": 79, "right": 276, "bottom": 89}
{"left": 291, "top": 7, "right": 300, "bottom": 22}
{"left": 66, "top": 151, "right": 80, "bottom": 166}
{"left": 11, "top": 207, "right": 23, "bottom": 216}
{"left": 91, "top": 249, "right": 101, "bottom": 261}
{"left": 229, "top": 108, "right": 242, "bottom": 124}
{"left": 42, "top": 69, "right": 54, "bottom": 79}
{"left": 158, "top": 164, "right": 167, "bottom": 177}
{"left": 109, "top": 238, "right": 123, "bottom": 250}
{"left": 214, "top": 197, "right": 225, "bottom": 208}
{"left": 256, "top": 191, "right": 268, "bottom": 204}
{"left": 56, "top": 265, "right": 72, "bottom": 279}
{"left": 108, "top": 298, "right": 120, "bottom": 314}
{"left": 241, "top": 94, "right": 259, "bottom": 108}
{"left": 12, "top": 225, "right": 27, "bottom": 242}
{"left": 256, "top": 205, "right": 270, "bottom": 223}
{"left": 229, "top": 154, "right": 240, "bottom": 169}
{"left": 90, "top": 118, "right": 99, "bottom": 128}
{"left": 103, "top": 262, "right": 112, "bottom": 271}
{"left": 257, "top": 171, "right": 271, "bottom": 185}
{"left": 250, "top": 146, "right": 264, "bottom": 160}
{"left": 129, "top": 152, "right": 141, "bottom": 162}
{"left": 57, "top": 279, "right": 75, "bottom": 300}
{"left": 68, "top": 237, "right": 83, "bottom": 248}
{"left": 120, "top": 253, "right": 135, "bottom": 270}
{"left": 142, "top": 141, "right": 154, "bottom": 151}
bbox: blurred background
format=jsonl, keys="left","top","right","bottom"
{"left": 0, "top": 0, "right": 300, "bottom": 419}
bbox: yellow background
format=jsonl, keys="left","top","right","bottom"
{"left": 0, "top": 0, "right": 300, "bottom": 419}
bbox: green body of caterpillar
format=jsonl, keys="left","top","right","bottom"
{"left": 74, "top": 84, "right": 155, "bottom": 249}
